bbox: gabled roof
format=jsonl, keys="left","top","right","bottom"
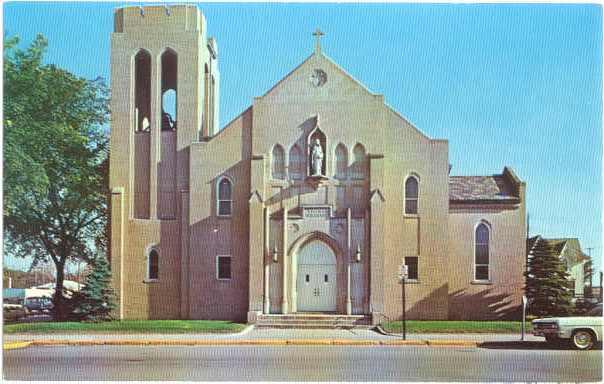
{"left": 449, "top": 175, "right": 519, "bottom": 203}
{"left": 260, "top": 51, "right": 376, "bottom": 99}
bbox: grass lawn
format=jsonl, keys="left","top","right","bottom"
{"left": 3, "top": 320, "right": 246, "bottom": 334}
{"left": 381, "top": 320, "right": 530, "bottom": 334}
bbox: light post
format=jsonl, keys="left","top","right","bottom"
{"left": 398, "top": 263, "right": 408, "bottom": 340}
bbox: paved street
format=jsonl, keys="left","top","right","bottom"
{"left": 4, "top": 344, "right": 601, "bottom": 382}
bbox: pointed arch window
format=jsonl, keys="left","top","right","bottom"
{"left": 289, "top": 144, "right": 304, "bottom": 180}
{"left": 134, "top": 50, "right": 151, "bottom": 132}
{"left": 271, "top": 145, "right": 285, "bottom": 180}
{"left": 474, "top": 223, "right": 490, "bottom": 281}
{"left": 335, "top": 143, "right": 348, "bottom": 179}
{"left": 351, "top": 144, "right": 367, "bottom": 179}
{"left": 217, "top": 177, "right": 233, "bottom": 216}
{"left": 147, "top": 248, "right": 159, "bottom": 281}
{"left": 404, "top": 176, "right": 419, "bottom": 215}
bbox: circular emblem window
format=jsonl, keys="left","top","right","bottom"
{"left": 310, "top": 69, "right": 327, "bottom": 87}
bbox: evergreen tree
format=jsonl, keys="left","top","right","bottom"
{"left": 72, "top": 256, "right": 116, "bottom": 322}
{"left": 525, "top": 239, "right": 573, "bottom": 316}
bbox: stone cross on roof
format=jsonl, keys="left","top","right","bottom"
{"left": 313, "top": 28, "right": 324, "bottom": 54}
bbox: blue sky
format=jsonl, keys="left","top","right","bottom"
{"left": 4, "top": 3, "right": 602, "bottom": 278}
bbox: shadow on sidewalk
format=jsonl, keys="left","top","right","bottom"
{"left": 479, "top": 340, "right": 603, "bottom": 351}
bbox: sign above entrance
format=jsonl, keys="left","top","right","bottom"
{"left": 303, "top": 206, "right": 331, "bottom": 219}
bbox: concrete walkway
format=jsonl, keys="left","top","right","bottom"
{"left": 4, "top": 326, "right": 541, "bottom": 344}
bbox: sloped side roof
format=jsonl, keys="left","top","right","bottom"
{"left": 449, "top": 175, "right": 519, "bottom": 202}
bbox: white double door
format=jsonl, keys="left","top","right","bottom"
{"left": 296, "top": 241, "right": 337, "bottom": 312}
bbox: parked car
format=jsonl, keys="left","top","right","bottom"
{"left": 24, "top": 297, "right": 53, "bottom": 313}
{"left": 3, "top": 303, "right": 29, "bottom": 322}
{"left": 532, "top": 303, "right": 603, "bottom": 350}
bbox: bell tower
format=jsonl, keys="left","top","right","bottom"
{"left": 109, "top": 5, "right": 219, "bottom": 319}
{"left": 109, "top": 5, "right": 219, "bottom": 220}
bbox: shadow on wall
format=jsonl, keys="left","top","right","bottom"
{"left": 404, "top": 284, "right": 449, "bottom": 320}
{"left": 448, "top": 288, "right": 521, "bottom": 320}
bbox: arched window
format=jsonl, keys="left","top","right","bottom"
{"left": 134, "top": 50, "right": 151, "bottom": 132}
{"left": 271, "top": 144, "right": 285, "bottom": 180}
{"left": 160, "top": 49, "right": 177, "bottom": 131}
{"left": 474, "top": 223, "right": 490, "bottom": 281}
{"left": 404, "top": 176, "right": 419, "bottom": 214}
{"left": 217, "top": 177, "right": 233, "bottom": 216}
{"left": 147, "top": 248, "right": 159, "bottom": 280}
{"left": 335, "top": 143, "right": 348, "bottom": 179}
{"left": 351, "top": 144, "right": 367, "bottom": 179}
{"left": 289, "top": 144, "right": 303, "bottom": 180}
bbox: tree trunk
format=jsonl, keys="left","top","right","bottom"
{"left": 53, "top": 262, "right": 66, "bottom": 321}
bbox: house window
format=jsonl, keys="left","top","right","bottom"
{"left": 217, "top": 177, "right": 232, "bottom": 216}
{"left": 148, "top": 249, "right": 159, "bottom": 280}
{"left": 475, "top": 223, "right": 490, "bottom": 281}
{"left": 271, "top": 144, "right": 285, "bottom": 180}
{"left": 405, "top": 257, "right": 418, "bottom": 280}
{"left": 405, "top": 176, "right": 419, "bottom": 214}
{"left": 217, "top": 256, "right": 232, "bottom": 280}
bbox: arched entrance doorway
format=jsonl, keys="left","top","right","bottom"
{"left": 296, "top": 240, "right": 337, "bottom": 312}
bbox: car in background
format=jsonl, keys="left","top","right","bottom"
{"left": 3, "top": 303, "right": 29, "bottom": 322}
{"left": 24, "top": 297, "right": 53, "bottom": 313}
{"left": 532, "top": 303, "right": 602, "bottom": 350}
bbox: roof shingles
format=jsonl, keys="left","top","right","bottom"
{"left": 449, "top": 175, "right": 518, "bottom": 202}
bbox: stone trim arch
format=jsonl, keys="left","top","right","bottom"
{"left": 287, "top": 231, "right": 347, "bottom": 313}
{"left": 288, "top": 231, "right": 344, "bottom": 262}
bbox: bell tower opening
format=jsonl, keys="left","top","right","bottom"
{"left": 134, "top": 49, "right": 151, "bottom": 132}
{"left": 160, "top": 49, "right": 177, "bottom": 131}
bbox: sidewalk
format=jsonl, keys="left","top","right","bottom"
{"left": 3, "top": 326, "right": 542, "bottom": 347}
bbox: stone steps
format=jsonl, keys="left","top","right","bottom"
{"left": 255, "top": 314, "right": 373, "bottom": 329}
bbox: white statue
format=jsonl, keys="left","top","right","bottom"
{"left": 310, "top": 139, "right": 324, "bottom": 176}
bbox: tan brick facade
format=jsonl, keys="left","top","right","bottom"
{"left": 109, "top": 5, "right": 527, "bottom": 322}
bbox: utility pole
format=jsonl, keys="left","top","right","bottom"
{"left": 586, "top": 247, "right": 593, "bottom": 292}
{"left": 600, "top": 271, "right": 602, "bottom": 303}
{"left": 525, "top": 213, "right": 530, "bottom": 275}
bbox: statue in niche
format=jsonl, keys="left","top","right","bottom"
{"left": 310, "top": 138, "right": 324, "bottom": 176}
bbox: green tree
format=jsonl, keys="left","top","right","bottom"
{"left": 525, "top": 240, "right": 573, "bottom": 316}
{"left": 71, "top": 256, "right": 116, "bottom": 321}
{"left": 3, "top": 35, "right": 109, "bottom": 320}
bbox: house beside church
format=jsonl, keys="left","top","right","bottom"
{"left": 527, "top": 236, "right": 591, "bottom": 299}
{"left": 109, "top": 5, "right": 527, "bottom": 324}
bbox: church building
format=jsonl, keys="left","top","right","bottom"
{"left": 109, "top": 5, "right": 527, "bottom": 324}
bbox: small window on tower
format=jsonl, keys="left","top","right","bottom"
{"left": 147, "top": 248, "right": 159, "bottom": 281}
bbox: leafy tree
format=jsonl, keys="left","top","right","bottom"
{"left": 3, "top": 34, "right": 109, "bottom": 320}
{"left": 71, "top": 256, "right": 116, "bottom": 321}
{"left": 525, "top": 240, "right": 573, "bottom": 316}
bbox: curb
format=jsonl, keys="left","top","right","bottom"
{"left": 426, "top": 340, "right": 479, "bottom": 347}
{"left": 3, "top": 341, "right": 33, "bottom": 350}
{"left": 22, "top": 339, "right": 480, "bottom": 347}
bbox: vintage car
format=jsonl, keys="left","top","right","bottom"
{"left": 532, "top": 303, "right": 602, "bottom": 350}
